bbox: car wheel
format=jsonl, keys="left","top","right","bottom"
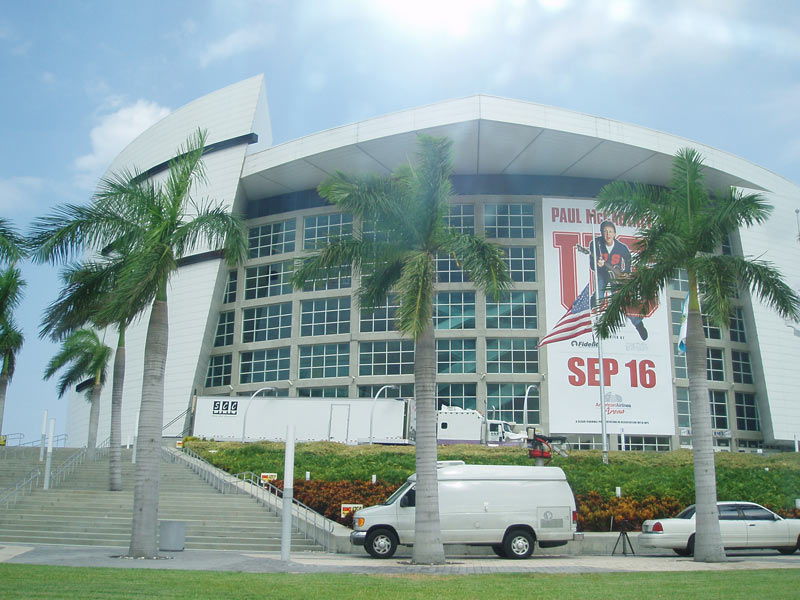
{"left": 491, "top": 544, "right": 507, "bottom": 558}
{"left": 365, "top": 528, "right": 398, "bottom": 559}
{"left": 672, "top": 547, "right": 692, "bottom": 557}
{"left": 503, "top": 529, "right": 534, "bottom": 559}
{"left": 685, "top": 534, "right": 695, "bottom": 557}
{"left": 777, "top": 546, "right": 797, "bottom": 555}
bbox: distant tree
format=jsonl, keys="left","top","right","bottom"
{"left": 0, "top": 218, "right": 26, "bottom": 438}
{"left": 292, "top": 135, "right": 511, "bottom": 564}
{"left": 30, "top": 129, "right": 247, "bottom": 558}
{"left": 43, "top": 329, "right": 112, "bottom": 457}
{"left": 595, "top": 148, "right": 800, "bottom": 562}
{"left": 40, "top": 258, "right": 130, "bottom": 491}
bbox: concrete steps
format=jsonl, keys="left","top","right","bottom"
{"left": 0, "top": 448, "right": 324, "bottom": 552}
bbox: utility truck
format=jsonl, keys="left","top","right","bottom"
{"left": 351, "top": 461, "right": 583, "bottom": 558}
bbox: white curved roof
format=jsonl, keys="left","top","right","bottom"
{"left": 240, "top": 94, "right": 798, "bottom": 200}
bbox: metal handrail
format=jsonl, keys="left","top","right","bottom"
{"left": 163, "top": 409, "right": 189, "bottom": 432}
{"left": 0, "top": 468, "right": 41, "bottom": 511}
{"left": 166, "top": 447, "right": 334, "bottom": 551}
{"left": 47, "top": 437, "right": 110, "bottom": 489}
{"left": 1, "top": 433, "right": 69, "bottom": 460}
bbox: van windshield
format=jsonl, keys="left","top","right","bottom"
{"left": 383, "top": 481, "right": 413, "bottom": 505}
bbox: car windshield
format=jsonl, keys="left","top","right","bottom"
{"left": 676, "top": 505, "right": 696, "bottom": 519}
{"left": 382, "top": 481, "right": 413, "bottom": 505}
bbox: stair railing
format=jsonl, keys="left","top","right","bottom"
{"left": 165, "top": 446, "right": 334, "bottom": 551}
{"left": 47, "top": 437, "right": 111, "bottom": 489}
{"left": 0, "top": 468, "right": 41, "bottom": 511}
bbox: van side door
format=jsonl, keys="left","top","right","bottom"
{"left": 395, "top": 486, "right": 416, "bottom": 544}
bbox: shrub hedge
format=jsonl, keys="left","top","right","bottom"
{"left": 186, "top": 441, "right": 800, "bottom": 530}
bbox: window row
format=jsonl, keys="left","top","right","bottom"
{"left": 669, "top": 299, "right": 747, "bottom": 343}
{"left": 672, "top": 345, "right": 753, "bottom": 383}
{"left": 207, "top": 338, "right": 539, "bottom": 385}
{"left": 676, "top": 388, "right": 760, "bottom": 432}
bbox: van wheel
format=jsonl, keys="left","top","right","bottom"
{"left": 365, "top": 528, "right": 398, "bottom": 559}
{"left": 491, "top": 544, "right": 507, "bottom": 558}
{"left": 503, "top": 529, "right": 534, "bottom": 559}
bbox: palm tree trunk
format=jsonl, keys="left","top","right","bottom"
{"left": 87, "top": 383, "right": 102, "bottom": 459}
{"left": 128, "top": 298, "right": 168, "bottom": 557}
{"left": 686, "top": 278, "right": 726, "bottom": 562}
{"left": 411, "top": 320, "right": 445, "bottom": 564}
{"left": 109, "top": 326, "right": 126, "bottom": 491}
{"left": 0, "top": 372, "right": 7, "bottom": 436}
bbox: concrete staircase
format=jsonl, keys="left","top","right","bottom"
{"left": 0, "top": 447, "right": 81, "bottom": 489}
{"left": 0, "top": 448, "right": 323, "bottom": 552}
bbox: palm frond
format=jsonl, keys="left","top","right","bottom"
{"left": 44, "top": 328, "right": 111, "bottom": 398}
{"left": 728, "top": 255, "right": 800, "bottom": 321}
{"left": 442, "top": 231, "right": 511, "bottom": 301}
{"left": 170, "top": 201, "right": 247, "bottom": 265}
{"left": 394, "top": 251, "right": 435, "bottom": 340}
{"left": 0, "top": 318, "right": 24, "bottom": 380}
{"left": 0, "top": 217, "right": 26, "bottom": 263}
{"left": 0, "top": 266, "right": 25, "bottom": 318}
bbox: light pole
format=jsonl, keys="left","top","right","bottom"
{"left": 370, "top": 384, "right": 398, "bottom": 445}
{"left": 523, "top": 384, "right": 538, "bottom": 432}
{"left": 241, "top": 387, "right": 277, "bottom": 443}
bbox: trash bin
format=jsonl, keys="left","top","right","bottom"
{"left": 159, "top": 520, "right": 186, "bottom": 551}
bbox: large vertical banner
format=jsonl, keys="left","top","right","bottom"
{"left": 541, "top": 198, "right": 674, "bottom": 435}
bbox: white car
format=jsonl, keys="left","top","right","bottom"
{"left": 640, "top": 501, "right": 800, "bottom": 556}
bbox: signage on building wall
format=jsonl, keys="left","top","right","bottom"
{"left": 212, "top": 400, "right": 239, "bottom": 416}
{"left": 541, "top": 198, "right": 675, "bottom": 435}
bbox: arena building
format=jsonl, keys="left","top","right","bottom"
{"left": 66, "top": 75, "right": 800, "bottom": 452}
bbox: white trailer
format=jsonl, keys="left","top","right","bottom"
{"left": 192, "top": 396, "right": 407, "bottom": 444}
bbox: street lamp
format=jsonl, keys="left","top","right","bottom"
{"left": 241, "top": 387, "right": 277, "bottom": 443}
{"left": 523, "top": 384, "right": 538, "bottom": 432}
{"left": 369, "top": 384, "right": 398, "bottom": 445}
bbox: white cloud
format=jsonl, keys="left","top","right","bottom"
{"left": 199, "top": 24, "right": 276, "bottom": 68}
{"left": 74, "top": 100, "right": 171, "bottom": 189}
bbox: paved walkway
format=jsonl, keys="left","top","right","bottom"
{"left": 2, "top": 544, "right": 798, "bottom": 574}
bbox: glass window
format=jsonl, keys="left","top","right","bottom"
{"left": 676, "top": 387, "right": 690, "bottom": 428}
{"left": 298, "top": 343, "right": 350, "bottom": 379}
{"left": 214, "top": 311, "right": 235, "bottom": 347}
{"left": 670, "top": 297, "right": 685, "bottom": 336}
{"left": 447, "top": 204, "right": 474, "bottom": 234}
{"left": 435, "top": 292, "right": 475, "bottom": 330}
{"left": 239, "top": 347, "right": 290, "bottom": 384}
{"left": 436, "top": 253, "right": 469, "bottom": 283}
{"left": 706, "top": 348, "right": 725, "bottom": 381}
{"left": 484, "top": 203, "right": 535, "bottom": 238}
{"left": 702, "top": 312, "right": 722, "bottom": 340}
{"left": 437, "top": 383, "right": 476, "bottom": 410}
{"left": 721, "top": 235, "right": 733, "bottom": 256}
{"left": 741, "top": 506, "right": 774, "bottom": 520}
{"left": 301, "top": 263, "right": 352, "bottom": 292}
{"left": 358, "top": 383, "right": 415, "bottom": 399}
{"left": 486, "top": 338, "right": 539, "bottom": 374}
{"left": 486, "top": 382, "right": 540, "bottom": 425}
{"left": 486, "top": 291, "right": 537, "bottom": 329}
{"left": 360, "top": 295, "right": 398, "bottom": 333}
{"left": 359, "top": 340, "right": 414, "bottom": 376}
{"left": 673, "top": 343, "right": 687, "bottom": 379}
{"left": 503, "top": 246, "right": 536, "bottom": 283}
{"left": 718, "top": 506, "right": 740, "bottom": 520}
{"left": 729, "top": 308, "right": 746, "bottom": 343}
{"left": 731, "top": 350, "right": 753, "bottom": 384}
{"left": 223, "top": 270, "right": 238, "bottom": 304}
{"left": 670, "top": 268, "right": 689, "bottom": 292}
{"left": 298, "top": 386, "right": 350, "bottom": 398}
{"left": 303, "top": 213, "right": 353, "bottom": 250}
{"left": 244, "top": 261, "right": 293, "bottom": 299}
{"left": 622, "top": 436, "right": 671, "bottom": 452}
{"left": 735, "top": 392, "right": 760, "bottom": 431}
{"left": 248, "top": 218, "right": 296, "bottom": 258}
{"left": 300, "top": 297, "right": 351, "bottom": 336}
{"left": 205, "top": 354, "right": 232, "bottom": 387}
{"left": 436, "top": 338, "right": 476, "bottom": 374}
{"left": 709, "top": 390, "right": 728, "bottom": 429}
{"left": 242, "top": 302, "right": 292, "bottom": 342}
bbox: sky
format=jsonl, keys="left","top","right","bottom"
{"left": 2, "top": 0, "right": 799, "bottom": 443}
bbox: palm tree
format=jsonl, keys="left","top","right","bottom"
{"left": 43, "top": 329, "right": 112, "bottom": 456}
{"left": 594, "top": 147, "right": 800, "bottom": 562}
{"left": 292, "top": 135, "right": 511, "bottom": 564}
{"left": 30, "top": 129, "right": 247, "bottom": 558}
{"left": 0, "top": 271, "right": 24, "bottom": 436}
{"left": 40, "top": 259, "right": 130, "bottom": 491}
{"left": 0, "top": 217, "right": 25, "bottom": 265}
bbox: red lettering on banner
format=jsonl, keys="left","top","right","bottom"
{"left": 567, "top": 357, "right": 585, "bottom": 386}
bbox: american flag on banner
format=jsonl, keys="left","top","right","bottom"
{"left": 538, "top": 283, "right": 596, "bottom": 347}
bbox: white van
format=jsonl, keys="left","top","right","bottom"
{"left": 350, "top": 461, "right": 583, "bottom": 559}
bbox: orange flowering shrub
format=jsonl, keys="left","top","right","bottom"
{"left": 576, "top": 491, "right": 683, "bottom": 531}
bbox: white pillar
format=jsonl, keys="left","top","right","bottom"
{"left": 43, "top": 419, "right": 55, "bottom": 489}
{"left": 39, "top": 410, "right": 48, "bottom": 462}
{"left": 281, "top": 424, "right": 296, "bottom": 562}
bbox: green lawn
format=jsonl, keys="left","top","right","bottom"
{"left": 1, "top": 565, "right": 798, "bottom": 599}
